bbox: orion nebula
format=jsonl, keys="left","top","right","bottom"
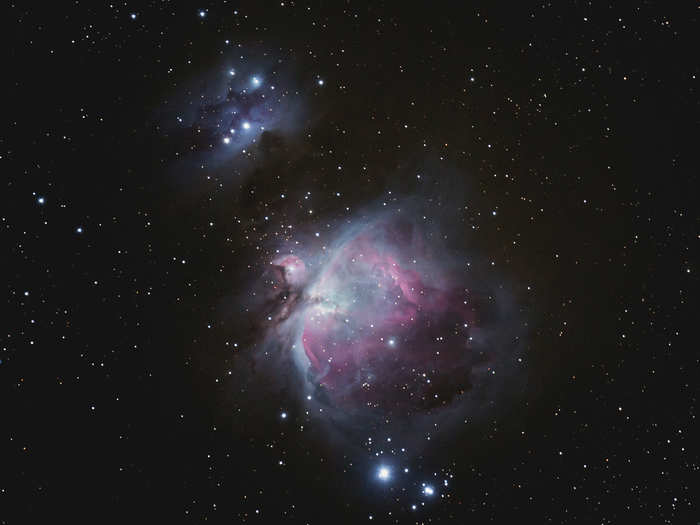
{"left": 256, "top": 208, "right": 526, "bottom": 450}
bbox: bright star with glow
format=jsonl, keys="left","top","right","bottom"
{"left": 198, "top": 10, "right": 206, "bottom": 18}
{"left": 222, "top": 137, "right": 231, "bottom": 144}
{"left": 317, "top": 79, "right": 324, "bottom": 86}
{"left": 377, "top": 466, "right": 391, "bottom": 481}
{"left": 37, "top": 197, "right": 45, "bottom": 205}
{"left": 423, "top": 485, "right": 434, "bottom": 496}
{"left": 251, "top": 76, "right": 261, "bottom": 87}
{"left": 280, "top": 412, "right": 287, "bottom": 419}
{"left": 242, "top": 121, "right": 251, "bottom": 130}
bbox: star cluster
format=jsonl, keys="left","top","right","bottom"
{"left": 157, "top": 52, "right": 308, "bottom": 170}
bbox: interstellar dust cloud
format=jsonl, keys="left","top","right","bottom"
{"left": 252, "top": 204, "right": 528, "bottom": 453}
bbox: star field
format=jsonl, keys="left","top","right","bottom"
{"left": 3, "top": 2, "right": 698, "bottom": 524}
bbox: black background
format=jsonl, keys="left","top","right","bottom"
{"left": 3, "top": 1, "right": 697, "bottom": 523}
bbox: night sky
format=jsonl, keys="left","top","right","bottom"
{"left": 4, "top": 2, "right": 698, "bottom": 523}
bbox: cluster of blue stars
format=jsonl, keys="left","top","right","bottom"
{"left": 374, "top": 464, "right": 438, "bottom": 508}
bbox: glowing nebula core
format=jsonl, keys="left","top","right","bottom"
{"left": 274, "top": 255, "right": 307, "bottom": 288}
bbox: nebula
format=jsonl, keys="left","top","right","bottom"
{"left": 256, "top": 210, "right": 526, "bottom": 447}
{"left": 188, "top": 69, "right": 293, "bottom": 151}
{"left": 156, "top": 54, "right": 307, "bottom": 172}
{"left": 298, "top": 221, "right": 481, "bottom": 416}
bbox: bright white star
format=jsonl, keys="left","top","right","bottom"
{"left": 377, "top": 466, "right": 390, "bottom": 481}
